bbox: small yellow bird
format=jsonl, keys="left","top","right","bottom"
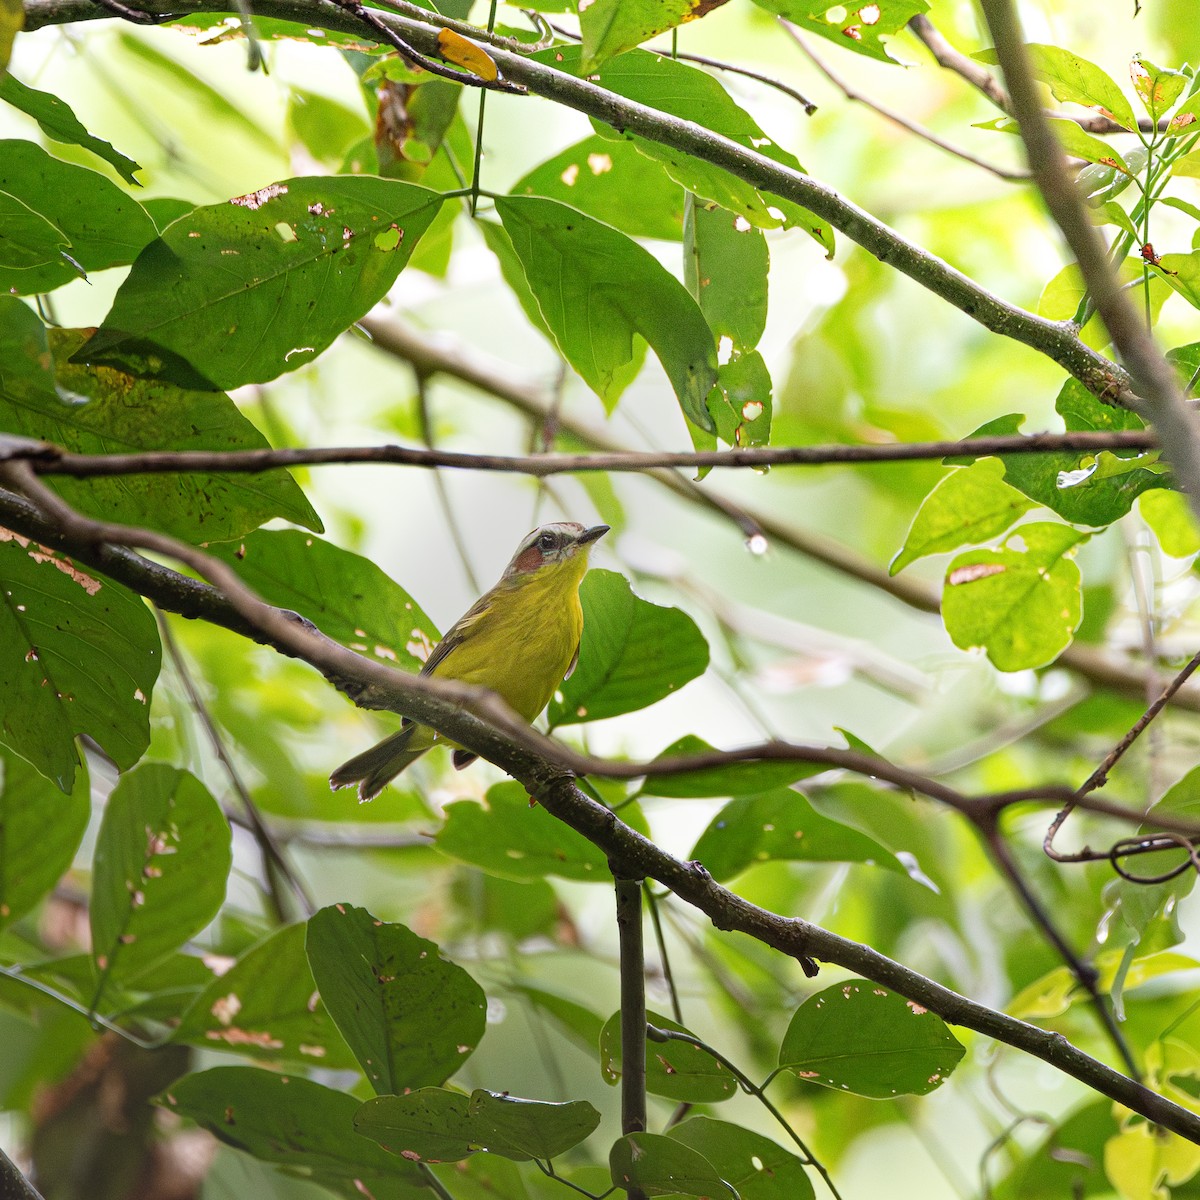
{"left": 330, "top": 521, "right": 610, "bottom": 801}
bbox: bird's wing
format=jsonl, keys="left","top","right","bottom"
{"left": 419, "top": 593, "right": 494, "bottom": 678}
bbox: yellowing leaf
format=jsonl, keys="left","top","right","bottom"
{"left": 436, "top": 28, "right": 498, "bottom": 82}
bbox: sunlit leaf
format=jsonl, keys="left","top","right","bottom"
{"left": 751, "top": 0, "right": 929, "bottom": 64}
{"left": 580, "top": 0, "right": 729, "bottom": 72}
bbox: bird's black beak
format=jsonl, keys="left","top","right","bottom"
{"left": 578, "top": 524, "right": 610, "bottom": 545}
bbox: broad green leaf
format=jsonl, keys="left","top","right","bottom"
{"left": 1056, "top": 375, "right": 1145, "bottom": 432}
{"left": 779, "top": 980, "right": 964, "bottom": 1097}
{"left": 0, "top": 308, "right": 321, "bottom": 541}
{"left": 669, "top": 1118, "right": 815, "bottom": 1200}
{"left": 0, "top": 75, "right": 141, "bottom": 183}
{"left": 209, "top": 530, "right": 437, "bottom": 672}
{"left": 1038, "top": 256, "right": 1168, "bottom": 327}
{"left": 601, "top": 1010, "right": 738, "bottom": 1102}
{"left": 1140, "top": 489, "right": 1200, "bottom": 557}
{"left": 495, "top": 195, "right": 718, "bottom": 428}
{"left": 477, "top": 218, "right": 555, "bottom": 342}
{"left": 0, "top": 187, "right": 71, "bottom": 291}
{"left": 1156, "top": 250, "right": 1200, "bottom": 310}
{"left": 890, "top": 459, "right": 1035, "bottom": 575}
{"left": 976, "top": 116, "right": 1129, "bottom": 170}
{"left": 74, "top": 177, "right": 444, "bottom": 390}
{"left": 750, "top": 0, "right": 928, "bottom": 64}
{"left": 637, "top": 734, "right": 823, "bottom": 799}
{"left": 580, "top": 0, "right": 726, "bottom": 71}
{"left": 942, "top": 521, "right": 1086, "bottom": 671}
{"left": 288, "top": 88, "right": 372, "bottom": 166}
{"left": 708, "top": 351, "right": 773, "bottom": 449}
{"left": 975, "top": 44, "right": 1137, "bottom": 129}
{"left": 0, "top": 141, "right": 157, "bottom": 294}
{"left": 0, "top": 531, "right": 160, "bottom": 792}
{"left": 610, "top": 1132, "right": 731, "bottom": 1198}
{"left": 548, "top": 570, "right": 709, "bottom": 726}
{"left": 0, "top": 0, "right": 21, "bottom": 70}
{"left": 965, "top": 412, "right": 1165, "bottom": 527}
{"left": 684, "top": 195, "right": 768, "bottom": 354}
{"left": 689, "top": 788, "right": 910, "bottom": 880}
{"left": 1131, "top": 56, "right": 1187, "bottom": 119}
{"left": 305, "top": 903, "right": 487, "bottom": 1094}
{"left": 90, "top": 766, "right": 232, "bottom": 1008}
{"left": 435, "top": 781, "right": 610, "bottom": 883}
{"left": 355, "top": 1087, "right": 600, "bottom": 1162}
{"left": 0, "top": 747, "right": 89, "bottom": 931}
{"left": 172, "top": 923, "right": 355, "bottom": 1069}
{"left": 159, "top": 1066, "right": 424, "bottom": 1194}
{"left": 512, "top": 135, "right": 686, "bottom": 240}
{"left": 535, "top": 48, "right": 833, "bottom": 251}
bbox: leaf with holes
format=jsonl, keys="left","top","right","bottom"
{"left": 305, "top": 903, "right": 487, "bottom": 1095}
{"left": 778, "top": 980, "right": 964, "bottom": 1097}
{"left": 669, "top": 1118, "right": 815, "bottom": 1200}
{"left": 73, "top": 177, "right": 443, "bottom": 390}
{"left": 580, "top": 0, "right": 729, "bottom": 71}
{"left": 601, "top": 1010, "right": 738, "bottom": 1102}
{"left": 90, "top": 765, "right": 231, "bottom": 1009}
{"left": 0, "top": 746, "right": 90, "bottom": 931}
{"left": 0, "top": 531, "right": 160, "bottom": 792}
{"left": 548, "top": 570, "right": 709, "bottom": 726}
{"left": 750, "top": 0, "right": 928, "bottom": 64}
{"left": 172, "top": 923, "right": 356, "bottom": 1069}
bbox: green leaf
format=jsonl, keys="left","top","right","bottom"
{"left": 941, "top": 521, "right": 1087, "bottom": 672}
{"left": 708, "top": 351, "right": 773, "bottom": 449}
{"left": 73, "top": 177, "right": 444, "bottom": 390}
{"left": 0, "top": 747, "right": 89, "bottom": 931}
{"left": 580, "top": 0, "right": 719, "bottom": 71}
{"left": 750, "top": 0, "right": 929, "bottom": 64}
{"left": 495, "top": 195, "right": 718, "bottom": 428}
{"left": 548, "top": 570, "right": 709, "bottom": 726}
{"left": 601, "top": 1010, "right": 738, "bottom": 1102}
{"left": 511, "top": 985, "right": 606, "bottom": 1054}
{"left": 0, "top": 187, "right": 71, "bottom": 289}
{"left": 159, "top": 1066, "right": 423, "bottom": 1191}
{"left": 287, "top": 88, "right": 371, "bottom": 166}
{"left": 975, "top": 44, "right": 1137, "bottom": 129}
{"left": 0, "top": 75, "right": 141, "bottom": 183}
{"left": 1131, "top": 56, "right": 1188, "bottom": 119}
{"left": 0, "top": 309, "right": 321, "bottom": 541}
{"left": 637, "top": 734, "right": 822, "bottom": 799}
{"left": 684, "top": 195, "right": 768, "bottom": 355}
{"left": 778, "top": 980, "right": 964, "bottom": 1097}
{"left": 0, "top": 532, "right": 160, "bottom": 792}
{"left": 1056, "top": 375, "right": 1145, "bottom": 432}
{"left": 305, "top": 903, "right": 487, "bottom": 1094}
{"left": 1141, "top": 489, "right": 1200, "bottom": 557}
{"left": 990, "top": 1101, "right": 1115, "bottom": 1200}
{"left": 975, "top": 116, "right": 1129, "bottom": 170}
{"left": 0, "top": 141, "right": 157, "bottom": 294}
{"left": 209, "top": 530, "right": 437, "bottom": 672}
{"left": 512, "top": 135, "right": 686, "bottom": 241}
{"left": 668, "top": 1118, "right": 815, "bottom": 1200}
{"left": 1155, "top": 250, "right": 1200, "bottom": 310}
{"left": 90, "top": 765, "right": 232, "bottom": 1007}
{"left": 689, "top": 788, "right": 910, "bottom": 880}
{"left": 172, "top": 923, "right": 356, "bottom": 1068}
{"left": 891, "top": 459, "right": 1035, "bottom": 574}
{"left": 610, "top": 1132, "right": 731, "bottom": 1198}
{"left": 1167, "top": 91, "right": 1200, "bottom": 135}
{"left": 355, "top": 1088, "right": 601, "bottom": 1162}
{"left": 435, "top": 781, "right": 610, "bottom": 883}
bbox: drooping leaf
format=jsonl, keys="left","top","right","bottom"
{"left": 942, "top": 521, "right": 1087, "bottom": 671}
{"left": 90, "top": 765, "right": 232, "bottom": 1008}
{"left": 548, "top": 570, "right": 709, "bottom": 726}
{"left": 73, "top": 177, "right": 444, "bottom": 390}
{"left": 750, "top": 0, "right": 929, "bottom": 64}
{"left": 0, "top": 531, "right": 160, "bottom": 792}
{"left": 975, "top": 116, "right": 1130, "bottom": 171}
{"left": 778, "top": 980, "right": 964, "bottom": 1097}
{"left": 435, "top": 781, "right": 610, "bottom": 883}
{"left": 209, "top": 530, "right": 437, "bottom": 671}
{"left": 495, "top": 195, "right": 719, "bottom": 429}
{"left": 355, "top": 1087, "right": 600, "bottom": 1162}
{"left": 159, "top": 1066, "right": 425, "bottom": 1195}
{"left": 1131, "top": 56, "right": 1188, "bottom": 120}
{"left": 305, "top": 903, "right": 487, "bottom": 1094}
{"left": 512, "top": 135, "right": 686, "bottom": 240}
{"left": 708, "top": 351, "right": 773, "bottom": 449}
{"left": 891, "top": 459, "right": 1036, "bottom": 574}
{"left": 1140, "top": 489, "right": 1200, "bottom": 558}
{"left": 689, "top": 788, "right": 911, "bottom": 880}
{"left": 172, "top": 923, "right": 356, "bottom": 1069}
{"left": 0, "top": 141, "right": 157, "bottom": 294}
{"left": 580, "top": 0, "right": 728, "bottom": 72}
{"left": 637, "top": 734, "right": 824, "bottom": 799}
{"left": 0, "top": 747, "right": 90, "bottom": 931}
{"left": 1155, "top": 250, "right": 1200, "bottom": 311}
{"left": 601, "top": 1010, "right": 738, "bottom": 1102}
{"left": 668, "top": 1118, "right": 815, "bottom": 1200}
{"left": 610, "top": 1132, "right": 731, "bottom": 1198}
{"left": 0, "top": 74, "right": 141, "bottom": 183}
{"left": 0, "top": 307, "right": 321, "bottom": 541}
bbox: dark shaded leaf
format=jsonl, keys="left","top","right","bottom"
{"left": 669, "top": 1118, "right": 815, "bottom": 1200}
{"left": 601, "top": 1010, "right": 738, "bottom": 1102}
{"left": 610, "top": 1132, "right": 731, "bottom": 1198}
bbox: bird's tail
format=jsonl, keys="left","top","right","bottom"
{"left": 329, "top": 724, "right": 431, "bottom": 801}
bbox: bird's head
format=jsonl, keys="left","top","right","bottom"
{"left": 502, "top": 522, "right": 609, "bottom": 579}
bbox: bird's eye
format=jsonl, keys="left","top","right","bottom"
{"left": 537, "top": 533, "right": 555, "bottom": 551}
